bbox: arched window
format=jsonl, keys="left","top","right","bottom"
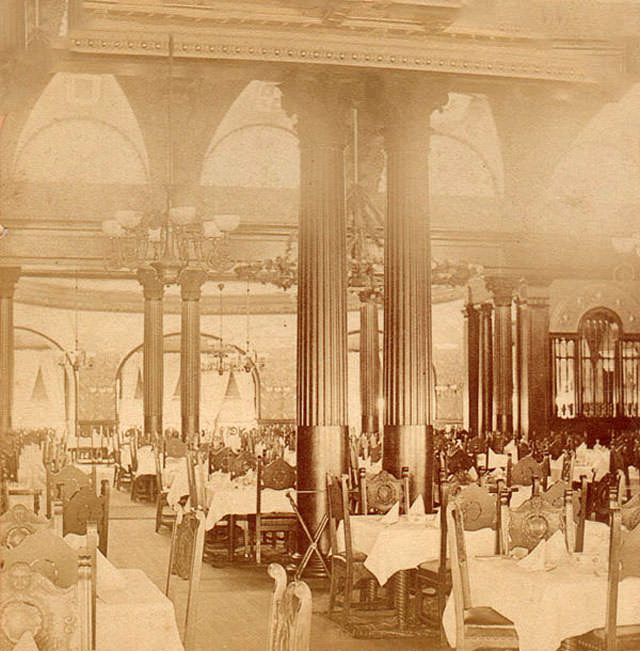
{"left": 551, "top": 307, "right": 640, "bottom": 419}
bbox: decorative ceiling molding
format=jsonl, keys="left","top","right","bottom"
{"left": 14, "top": 279, "right": 463, "bottom": 313}
{"left": 65, "top": 28, "right": 623, "bottom": 84}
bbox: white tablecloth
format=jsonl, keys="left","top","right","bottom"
{"left": 337, "top": 514, "right": 496, "bottom": 586}
{"left": 133, "top": 446, "right": 156, "bottom": 477}
{"left": 203, "top": 485, "right": 293, "bottom": 530}
{"left": 97, "top": 569, "right": 183, "bottom": 651}
{"left": 17, "top": 446, "right": 46, "bottom": 491}
{"left": 443, "top": 554, "right": 640, "bottom": 651}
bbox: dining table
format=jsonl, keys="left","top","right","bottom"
{"left": 442, "top": 520, "right": 639, "bottom": 651}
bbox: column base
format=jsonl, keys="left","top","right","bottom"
{"left": 383, "top": 424, "right": 434, "bottom": 510}
{"left": 296, "top": 424, "right": 348, "bottom": 556}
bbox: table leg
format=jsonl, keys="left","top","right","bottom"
{"left": 228, "top": 514, "right": 235, "bottom": 562}
{"left": 393, "top": 570, "right": 409, "bottom": 631}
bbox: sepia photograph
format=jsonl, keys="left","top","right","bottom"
{"left": 0, "top": 1, "right": 639, "bottom": 649}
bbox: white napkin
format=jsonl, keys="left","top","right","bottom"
{"left": 516, "top": 539, "right": 546, "bottom": 571}
{"left": 468, "top": 467, "right": 478, "bottom": 482}
{"left": 380, "top": 501, "right": 400, "bottom": 524}
{"left": 504, "top": 439, "right": 518, "bottom": 463}
{"left": 13, "top": 631, "right": 38, "bottom": 651}
{"left": 409, "top": 495, "right": 425, "bottom": 516}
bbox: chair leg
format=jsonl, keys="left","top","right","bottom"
{"left": 343, "top": 572, "right": 353, "bottom": 622}
{"left": 328, "top": 563, "right": 337, "bottom": 616}
{"left": 155, "top": 496, "right": 163, "bottom": 533}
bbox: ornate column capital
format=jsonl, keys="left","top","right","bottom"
{"left": 179, "top": 268, "right": 208, "bottom": 301}
{"left": 280, "top": 70, "right": 355, "bottom": 148}
{"left": 376, "top": 73, "right": 450, "bottom": 151}
{"left": 137, "top": 267, "right": 164, "bottom": 301}
{"left": 486, "top": 275, "right": 517, "bottom": 307}
{"left": 0, "top": 267, "right": 21, "bottom": 299}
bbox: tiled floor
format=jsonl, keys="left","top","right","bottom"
{"left": 104, "top": 467, "right": 449, "bottom": 651}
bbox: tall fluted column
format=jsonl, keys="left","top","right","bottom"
{"left": 487, "top": 277, "right": 515, "bottom": 433}
{"left": 179, "top": 269, "right": 207, "bottom": 445}
{"left": 283, "top": 74, "right": 349, "bottom": 558}
{"left": 381, "top": 75, "right": 449, "bottom": 510}
{"left": 360, "top": 297, "right": 381, "bottom": 434}
{"left": 463, "top": 303, "right": 480, "bottom": 435}
{"left": 137, "top": 268, "right": 164, "bottom": 439}
{"left": 0, "top": 267, "right": 20, "bottom": 436}
{"left": 526, "top": 281, "right": 551, "bottom": 439}
{"left": 478, "top": 303, "right": 494, "bottom": 434}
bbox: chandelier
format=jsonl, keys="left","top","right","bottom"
{"left": 201, "top": 283, "right": 262, "bottom": 375}
{"left": 102, "top": 208, "right": 239, "bottom": 284}
{"left": 101, "top": 35, "right": 239, "bottom": 284}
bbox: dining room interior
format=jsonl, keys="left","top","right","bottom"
{"left": 1, "top": 1, "right": 640, "bottom": 650}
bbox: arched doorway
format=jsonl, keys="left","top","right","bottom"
{"left": 114, "top": 332, "right": 261, "bottom": 433}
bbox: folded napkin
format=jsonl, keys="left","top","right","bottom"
{"left": 545, "top": 530, "right": 570, "bottom": 566}
{"left": 409, "top": 495, "right": 425, "bottom": 516}
{"left": 380, "top": 501, "right": 400, "bottom": 525}
{"left": 516, "top": 539, "right": 546, "bottom": 571}
{"left": 467, "top": 466, "right": 478, "bottom": 482}
{"left": 13, "top": 631, "right": 38, "bottom": 651}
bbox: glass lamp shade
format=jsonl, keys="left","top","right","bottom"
{"left": 102, "top": 219, "right": 125, "bottom": 237}
{"left": 213, "top": 214, "right": 240, "bottom": 233}
{"left": 202, "top": 220, "right": 222, "bottom": 238}
{"left": 114, "top": 210, "right": 143, "bottom": 229}
{"left": 169, "top": 206, "right": 196, "bottom": 225}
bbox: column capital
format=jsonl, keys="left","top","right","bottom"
{"left": 480, "top": 302, "right": 494, "bottom": 315}
{"left": 377, "top": 73, "right": 450, "bottom": 151}
{"left": 0, "top": 267, "right": 21, "bottom": 299}
{"left": 280, "top": 70, "right": 354, "bottom": 148}
{"left": 462, "top": 303, "right": 479, "bottom": 318}
{"left": 178, "top": 268, "right": 208, "bottom": 301}
{"left": 485, "top": 275, "right": 517, "bottom": 307}
{"left": 136, "top": 267, "right": 164, "bottom": 301}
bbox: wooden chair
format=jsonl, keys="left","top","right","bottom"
{"left": 154, "top": 447, "right": 179, "bottom": 533}
{"left": 326, "top": 474, "right": 377, "bottom": 622}
{"left": 252, "top": 457, "right": 297, "bottom": 565}
{"left": 358, "top": 467, "right": 410, "bottom": 515}
{"left": 0, "top": 543, "right": 93, "bottom": 651}
{"left": 267, "top": 563, "right": 312, "bottom": 651}
{"left": 63, "top": 481, "right": 110, "bottom": 557}
{"left": 229, "top": 450, "right": 257, "bottom": 480}
{"left": 447, "top": 502, "right": 519, "bottom": 651}
{"left": 165, "top": 505, "right": 206, "bottom": 651}
{"left": 46, "top": 464, "right": 92, "bottom": 518}
{"left": 210, "top": 446, "right": 237, "bottom": 474}
{"left": 0, "top": 504, "right": 51, "bottom": 550}
{"left": 112, "top": 434, "right": 133, "bottom": 491}
{"left": 509, "top": 454, "right": 545, "bottom": 489}
{"left": 507, "top": 493, "right": 563, "bottom": 554}
{"left": 563, "top": 497, "right": 640, "bottom": 650}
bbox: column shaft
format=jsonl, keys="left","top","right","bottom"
{"left": 463, "top": 304, "right": 480, "bottom": 435}
{"left": 360, "top": 299, "right": 381, "bottom": 434}
{"left": 479, "top": 304, "right": 494, "bottom": 434}
{"left": 527, "top": 286, "right": 551, "bottom": 438}
{"left": 179, "top": 269, "right": 207, "bottom": 444}
{"left": 285, "top": 74, "right": 350, "bottom": 557}
{"left": 138, "top": 268, "right": 164, "bottom": 439}
{"left": 381, "top": 76, "right": 448, "bottom": 510}
{"left": 0, "top": 268, "right": 20, "bottom": 436}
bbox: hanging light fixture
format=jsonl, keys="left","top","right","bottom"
{"left": 101, "top": 35, "right": 240, "bottom": 284}
{"left": 200, "top": 283, "right": 258, "bottom": 375}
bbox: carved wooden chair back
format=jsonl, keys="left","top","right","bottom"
{"left": 0, "top": 528, "right": 80, "bottom": 589}
{"left": 0, "top": 504, "right": 51, "bottom": 550}
{"left": 447, "top": 503, "right": 472, "bottom": 641}
{"left": 0, "top": 548, "right": 93, "bottom": 651}
{"left": 359, "top": 467, "right": 410, "bottom": 515}
{"left": 164, "top": 437, "right": 187, "bottom": 464}
{"left": 211, "top": 446, "right": 236, "bottom": 474}
{"left": 507, "top": 493, "right": 563, "bottom": 553}
{"left": 185, "top": 450, "right": 207, "bottom": 509}
{"left": 62, "top": 481, "right": 110, "bottom": 557}
{"left": 509, "top": 454, "right": 545, "bottom": 488}
{"left": 46, "top": 464, "right": 92, "bottom": 518}
{"left": 326, "top": 474, "right": 352, "bottom": 562}
{"left": 165, "top": 506, "right": 206, "bottom": 651}
{"left": 229, "top": 450, "right": 257, "bottom": 480}
{"left": 267, "top": 563, "right": 312, "bottom": 651}
{"left": 587, "top": 472, "right": 621, "bottom": 523}
{"left": 255, "top": 457, "right": 296, "bottom": 564}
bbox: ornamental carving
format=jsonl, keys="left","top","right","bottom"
{"left": 456, "top": 484, "right": 496, "bottom": 531}
{"left": 508, "top": 495, "right": 563, "bottom": 551}
{"left": 261, "top": 458, "right": 296, "bottom": 491}
{"left": 172, "top": 512, "right": 199, "bottom": 581}
{"left": 364, "top": 470, "right": 403, "bottom": 514}
{"left": 0, "top": 505, "right": 50, "bottom": 550}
